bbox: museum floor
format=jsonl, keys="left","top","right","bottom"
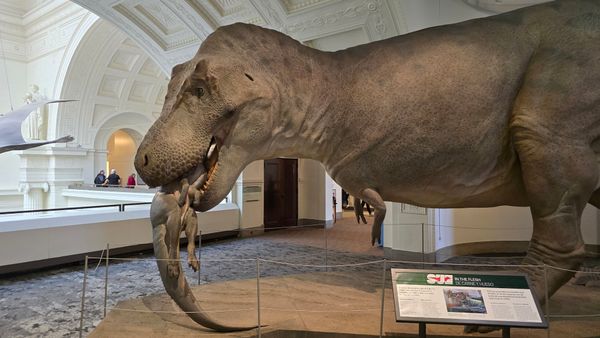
{"left": 1, "top": 214, "right": 599, "bottom": 337}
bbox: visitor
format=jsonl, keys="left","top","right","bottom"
{"left": 127, "top": 173, "right": 136, "bottom": 188}
{"left": 107, "top": 169, "right": 121, "bottom": 187}
{"left": 94, "top": 170, "right": 106, "bottom": 187}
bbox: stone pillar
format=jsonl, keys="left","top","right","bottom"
{"left": 19, "top": 147, "right": 90, "bottom": 209}
{"left": 383, "top": 202, "right": 434, "bottom": 259}
{"left": 18, "top": 182, "right": 49, "bottom": 210}
{"left": 239, "top": 160, "right": 265, "bottom": 236}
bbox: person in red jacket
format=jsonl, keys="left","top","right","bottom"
{"left": 127, "top": 173, "right": 136, "bottom": 188}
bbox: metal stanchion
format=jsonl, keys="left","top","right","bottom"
{"left": 421, "top": 223, "right": 425, "bottom": 268}
{"left": 256, "top": 257, "right": 262, "bottom": 338}
{"left": 103, "top": 244, "right": 110, "bottom": 318}
{"left": 324, "top": 223, "right": 328, "bottom": 272}
{"left": 544, "top": 264, "right": 550, "bottom": 338}
{"left": 197, "top": 229, "right": 202, "bottom": 285}
{"left": 379, "top": 259, "right": 387, "bottom": 338}
{"left": 79, "top": 255, "right": 89, "bottom": 338}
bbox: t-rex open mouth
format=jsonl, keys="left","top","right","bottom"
{"left": 182, "top": 136, "right": 221, "bottom": 207}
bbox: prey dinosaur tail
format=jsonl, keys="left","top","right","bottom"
{"left": 151, "top": 190, "right": 256, "bottom": 332}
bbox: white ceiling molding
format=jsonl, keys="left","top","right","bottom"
{"left": 71, "top": 0, "right": 408, "bottom": 72}
{"left": 0, "top": 1, "right": 87, "bottom": 61}
{"left": 57, "top": 19, "right": 167, "bottom": 148}
{"left": 463, "top": 0, "right": 552, "bottom": 13}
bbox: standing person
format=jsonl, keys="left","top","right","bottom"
{"left": 127, "top": 173, "right": 137, "bottom": 188}
{"left": 94, "top": 170, "right": 106, "bottom": 187}
{"left": 107, "top": 169, "right": 121, "bottom": 187}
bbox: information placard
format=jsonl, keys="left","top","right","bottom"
{"left": 391, "top": 269, "right": 547, "bottom": 328}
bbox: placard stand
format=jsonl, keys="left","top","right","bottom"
{"left": 418, "top": 323, "right": 510, "bottom": 338}
{"left": 392, "top": 269, "right": 547, "bottom": 338}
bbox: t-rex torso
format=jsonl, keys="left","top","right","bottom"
{"left": 135, "top": 0, "right": 600, "bottom": 331}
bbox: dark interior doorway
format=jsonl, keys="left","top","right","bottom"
{"left": 264, "top": 158, "right": 298, "bottom": 229}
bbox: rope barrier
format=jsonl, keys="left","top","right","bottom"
{"left": 107, "top": 306, "right": 383, "bottom": 315}
{"left": 84, "top": 255, "right": 600, "bottom": 276}
{"left": 95, "top": 303, "right": 600, "bottom": 318}
{"left": 258, "top": 258, "right": 385, "bottom": 268}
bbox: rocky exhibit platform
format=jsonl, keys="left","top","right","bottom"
{"left": 90, "top": 271, "right": 600, "bottom": 338}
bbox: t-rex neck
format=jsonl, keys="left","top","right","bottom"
{"left": 258, "top": 41, "right": 357, "bottom": 168}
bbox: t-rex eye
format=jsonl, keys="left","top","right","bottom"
{"left": 195, "top": 87, "right": 204, "bottom": 97}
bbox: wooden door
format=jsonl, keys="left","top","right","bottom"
{"left": 264, "top": 158, "right": 298, "bottom": 229}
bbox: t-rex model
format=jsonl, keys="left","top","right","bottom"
{"left": 135, "top": 0, "right": 600, "bottom": 331}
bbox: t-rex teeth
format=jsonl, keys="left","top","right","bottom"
{"left": 206, "top": 142, "right": 217, "bottom": 160}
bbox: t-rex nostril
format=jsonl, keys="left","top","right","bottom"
{"left": 144, "top": 154, "right": 149, "bottom": 166}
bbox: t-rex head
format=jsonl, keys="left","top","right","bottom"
{"left": 135, "top": 23, "right": 291, "bottom": 211}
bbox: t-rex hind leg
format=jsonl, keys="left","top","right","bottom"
{"left": 512, "top": 118, "right": 597, "bottom": 302}
{"left": 589, "top": 188, "right": 600, "bottom": 208}
{"left": 354, "top": 198, "right": 367, "bottom": 224}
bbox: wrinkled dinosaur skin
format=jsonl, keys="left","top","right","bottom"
{"left": 136, "top": 0, "right": 600, "bottom": 331}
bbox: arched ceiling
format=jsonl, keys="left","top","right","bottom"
{"left": 71, "top": 0, "right": 549, "bottom": 74}
{"left": 58, "top": 19, "right": 167, "bottom": 148}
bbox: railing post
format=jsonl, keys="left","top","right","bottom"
{"left": 197, "top": 229, "right": 202, "bottom": 286}
{"left": 103, "top": 243, "right": 110, "bottom": 318}
{"left": 324, "top": 223, "right": 328, "bottom": 272}
{"left": 421, "top": 223, "right": 425, "bottom": 268}
{"left": 379, "top": 259, "right": 387, "bottom": 338}
{"left": 256, "top": 257, "right": 261, "bottom": 338}
{"left": 79, "top": 256, "right": 89, "bottom": 338}
{"left": 544, "top": 264, "right": 550, "bottom": 338}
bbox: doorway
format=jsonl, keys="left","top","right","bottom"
{"left": 264, "top": 158, "right": 298, "bottom": 229}
{"left": 106, "top": 129, "right": 138, "bottom": 186}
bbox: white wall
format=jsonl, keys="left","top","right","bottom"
{"left": 0, "top": 205, "right": 239, "bottom": 267}
{"left": 298, "top": 159, "right": 326, "bottom": 221}
{"left": 433, "top": 205, "right": 599, "bottom": 250}
{"left": 239, "top": 160, "right": 264, "bottom": 229}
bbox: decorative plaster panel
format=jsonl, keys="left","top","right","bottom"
{"left": 139, "top": 57, "right": 162, "bottom": 77}
{"left": 155, "top": 86, "right": 166, "bottom": 105}
{"left": 134, "top": 3, "right": 186, "bottom": 35}
{"left": 113, "top": 1, "right": 200, "bottom": 51}
{"left": 98, "top": 75, "right": 126, "bottom": 99}
{"left": 107, "top": 49, "right": 141, "bottom": 72}
{"left": 463, "top": 0, "right": 551, "bottom": 13}
{"left": 91, "top": 104, "right": 116, "bottom": 127}
{"left": 281, "top": 0, "right": 333, "bottom": 14}
{"left": 128, "top": 81, "right": 154, "bottom": 103}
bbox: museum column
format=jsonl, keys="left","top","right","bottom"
{"left": 18, "top": 182, "right": 48, "bottom": 210}
{"left": 18, "top": 147, "right": 90, "bottom": 209}
{"left": 382, "top": 202, "right": 436, "bottom": 260}
{"left": 239, "top": 160, "right": 264, "bottom": 233}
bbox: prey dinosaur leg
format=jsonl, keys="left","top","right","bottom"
{"left": 183, "top": 208, "right": 200, "bottom": 271}
{"left": 359, "top": 188, "right": 386, "bottom": 246}
{"left": 163, "top": 179, "right": 191, "bottom": 278}
{"left": 354, "top": 198, "right": 367, "bottom": 224}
